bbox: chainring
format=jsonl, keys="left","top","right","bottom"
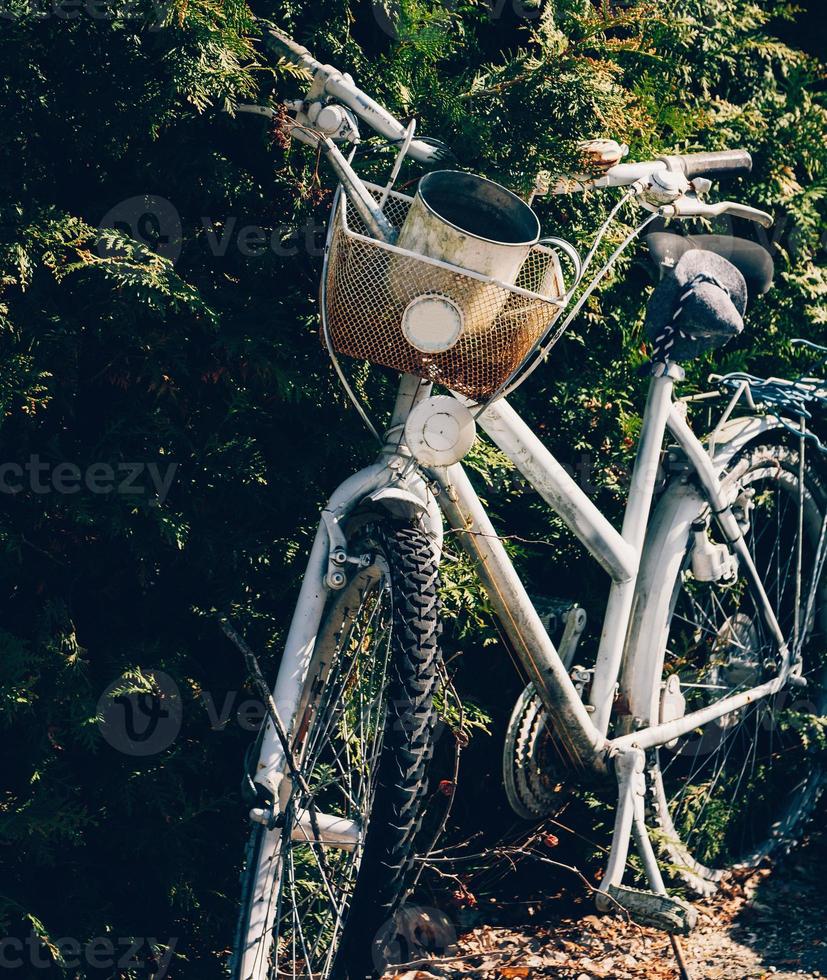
{"left": 503, "top": 682, "right": 569, "bottom": 820}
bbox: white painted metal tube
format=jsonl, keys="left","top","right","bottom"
{"left": 619, "top": 377, "right": 676, "bottom": 553}
{"left": 667, "top": 404, "right": 788, "bottom": 655}
{"left": 597, "top": 749, "right": 642, "bottom": 903}
{"left": 470, "top": 397, "right": 638, "bottom": 583}
{"left": 610, "top": 673, "right": 784, "bottom": 753}
{"left": 290, "top": 811, "right": 360, "bottom": 850}
{"left": 433, "top": 461, "right": 606, "bottom": 769}
{"left": 383, "top": 374, "right": 433, "bottom": 449}
{"left": 619, "top": 481, "right": 705, "bottom": 726}
{"left": 321, "top": 137, "right": 396, "bottom": 242}
{"left": 254, "top": 519, "right": 329, "bottom": 799}
{"left": 588, "top": 375, "right": 676, "bottom": 733}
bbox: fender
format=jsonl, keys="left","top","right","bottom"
{"left": 363, "top": 481, "right": 443, "bottom": 559}
{"left": 619, "top": 411, "right": 796, "bottom": 725}
{"left": 365, "top": 485, "right": 426, "bottom": 516}
{"left": 706, "top": 411, "right": 799, "bottom": 472}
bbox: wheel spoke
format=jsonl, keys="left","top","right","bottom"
{"left": 654, "top": 450, "right": 825, "bottom": 875}
{"left": 247, "top": 560, "right": 395, "bottom": 978}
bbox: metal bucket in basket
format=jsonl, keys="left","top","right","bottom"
{"left": 323, "top": 182, "right": 567, "bottom": 402}
{"left": 394, "top": 171, "right": 541, "bottom": 345}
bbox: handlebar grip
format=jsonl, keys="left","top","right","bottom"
{"left": 264, "top": 27, "right": 320, "bottom": 71}
{"left": 673, "top": 149, "right": 753, "bottom": 180}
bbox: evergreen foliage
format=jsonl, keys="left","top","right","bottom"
{"left": 0, "top": 0, "right": 824, "bottom": 974}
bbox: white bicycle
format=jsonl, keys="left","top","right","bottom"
{"left": 229, "top": 27, "right": 827, "bottom": 980}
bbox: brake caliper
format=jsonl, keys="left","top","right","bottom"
{"left": 690, "top": 519, "right": 738, "bottom": 583}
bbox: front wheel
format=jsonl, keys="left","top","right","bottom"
{"left": 231, "top": 519, "right": 442, "bottom": 980}
{"left": 640, "top": 439, "right": 827, "bottom": 893}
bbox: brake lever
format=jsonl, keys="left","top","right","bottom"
{"left": 718, "top": 202, "right": 774, "bottom": 228}
{"left": 662, "top": 195, "right": 773, "bottom": 228}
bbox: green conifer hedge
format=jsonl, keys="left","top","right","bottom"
{"left": 0, "top": 0, "right": 823, "bottom": 974}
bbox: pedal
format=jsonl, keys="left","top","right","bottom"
{"left": 603, "top": 883, "right": 697, "bottom": 935}
{"left": 531, "top": 597, "right": 587, "bottom": 668}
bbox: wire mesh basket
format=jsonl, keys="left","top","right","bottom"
{"left": 321, "top": 183, "right": 567, "bottom": 402}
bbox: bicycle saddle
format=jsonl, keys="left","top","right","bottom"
{"left": 646, "top": 231, "right": 774, "bottom": 299}
{"left": 644, "top": 249, "right": 747, "bottom": 361}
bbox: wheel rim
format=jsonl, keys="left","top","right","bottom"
{"left": 250, "top": 553, "right": 395, "bottom": 979}
{"left": 654, "top": 452, "right": 827, "bottom": 877}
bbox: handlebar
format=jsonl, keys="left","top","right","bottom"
{"left": 556, "top": 146, "right": 771, "bottom": 227}
{"left": 582, "top": 148, "right": 752, "bottom": 190}
{"left": 264, "top": 27, "right": 447, "bottom": 164}
{"left": 259, "top": 28, "right": 771, "bottom": 235}
{"left": 670, "top": 149, "right": 753, "bottom": 180}
{"left": 263, "top": 25, "right": 319, "bottom": 70}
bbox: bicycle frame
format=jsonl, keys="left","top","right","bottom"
{"left": 254, "top": 370, "right": 792, "bottom": 799}
{"left": 435, "top": 373, "right": 791, "bottom": 763}
{"left": 243, "top": 362, "right": 810, "bottom": 944}
{"left": 243, "top": 111, "right": 801, "bottom": 924}
{"left": 247, "top": 52, "right": 799, "bottom": 797}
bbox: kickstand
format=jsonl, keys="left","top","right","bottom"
{"left": 598, "top": 748, "right": 698, "bottom": 979}
{"left": 670, "top": 935, "right": 693, "bottom": 980}
{"left": 629, "top": 761, "right": 695, "bottom": 980}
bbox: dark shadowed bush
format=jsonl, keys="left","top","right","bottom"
{"left": 0, "top": 0, "right": 824, "bottom": 974}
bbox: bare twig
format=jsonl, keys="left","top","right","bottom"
{"left": 386, "top": 945, "right": 523, "bottom": 973}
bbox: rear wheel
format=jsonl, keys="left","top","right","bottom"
{"left": 231, "top": 519, "right": 442, "bottom": 979}
{"left": 646, "top": 440, "right": 827, "bottom": 893}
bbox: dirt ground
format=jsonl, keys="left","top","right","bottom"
{"left": 384, "top": 831, "right": 827, "bottom": 980}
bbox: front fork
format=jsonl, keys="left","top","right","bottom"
{"left": 251, "top": 376, "right": 440, "bottom": 803}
